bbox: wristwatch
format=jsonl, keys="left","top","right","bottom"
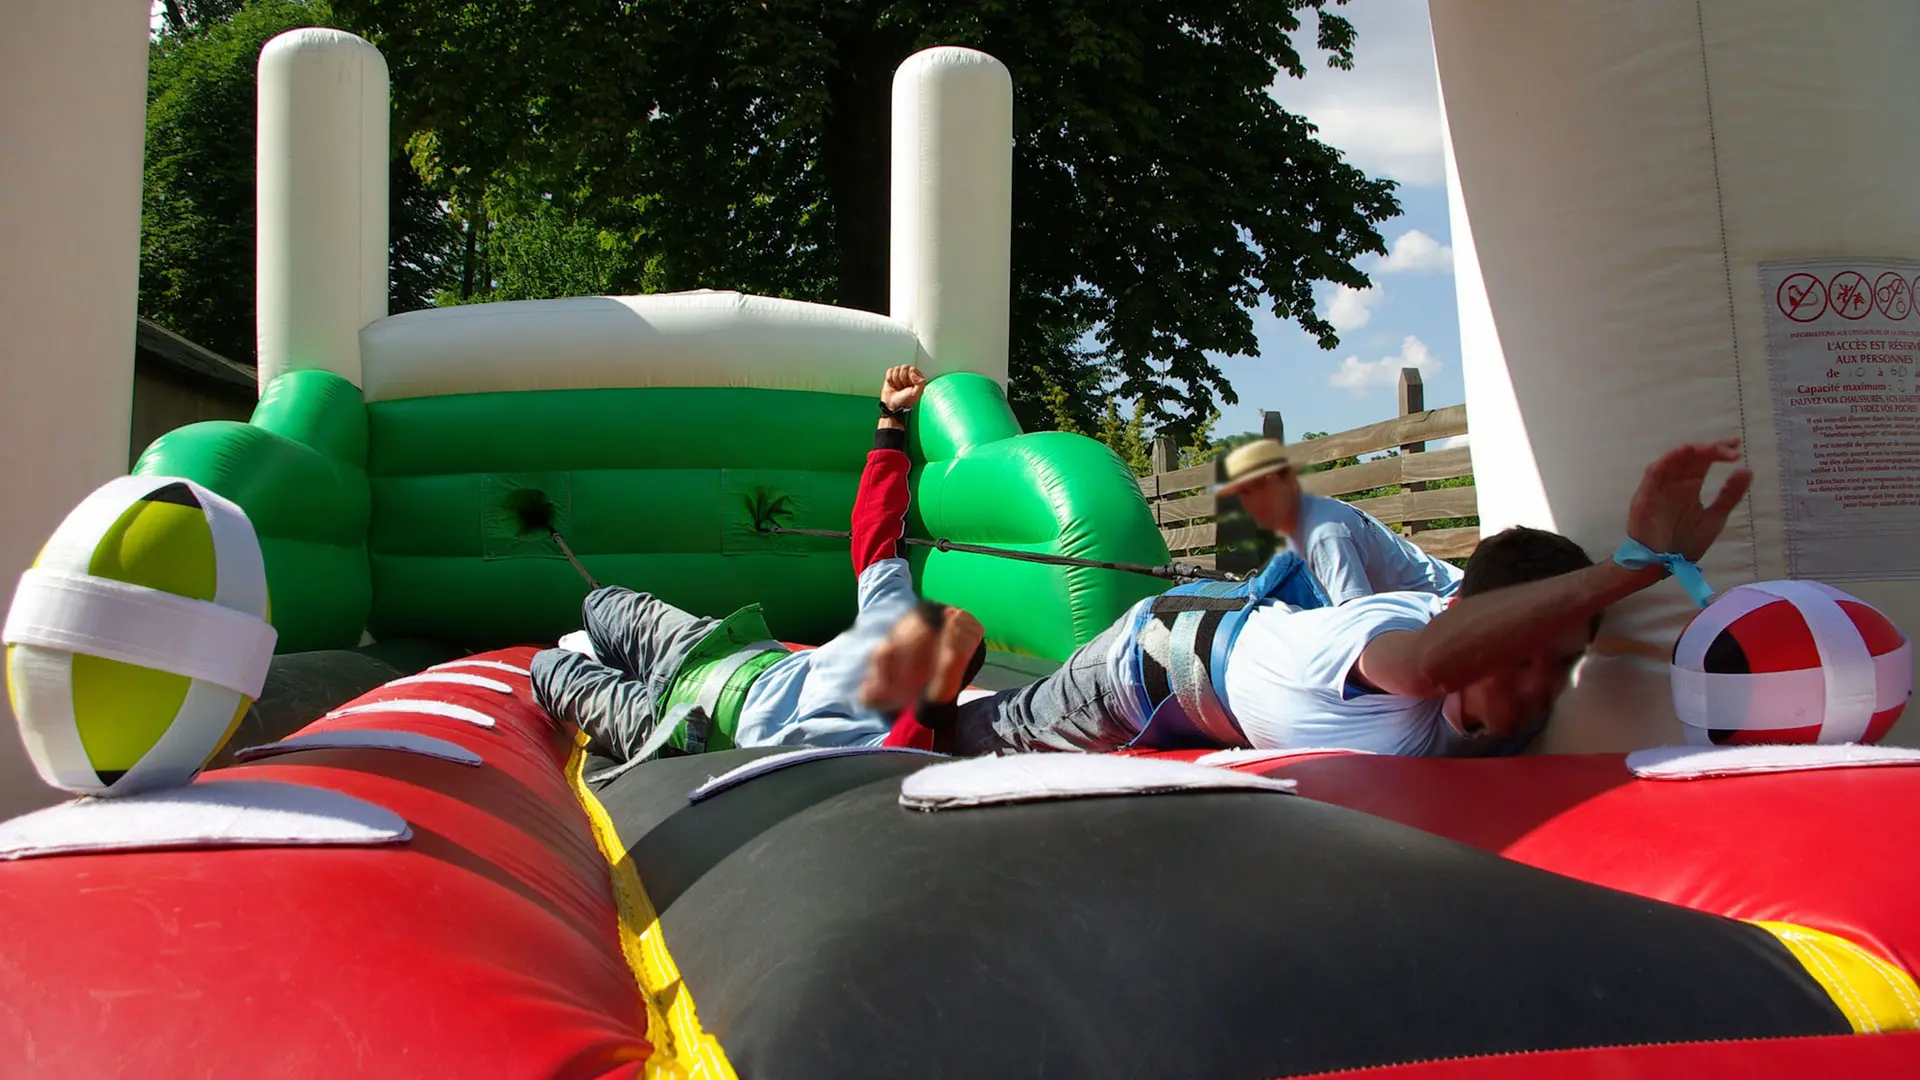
{"left": 879, "top": 402, "right": 911, "bottom": 420}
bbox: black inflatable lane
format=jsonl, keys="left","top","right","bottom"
{"left": 594, "top": 749, "right": 1846, "bottom": 1078}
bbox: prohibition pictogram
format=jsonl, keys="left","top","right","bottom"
{"left": 1877, "top": 272, "right": 1913, "bottom": 320}
{"left": 1776, "top": 272, "right": 1826, "bottom": 322}
{"left": 1829, "top": 270, "right": 1872, "bottom": 320}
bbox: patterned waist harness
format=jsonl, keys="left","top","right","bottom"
{"left": 1125, "top": 552, "right": 1330, "bottom": 750}
{"left": 657, "top": 604, "right": 790, "bottom": 755}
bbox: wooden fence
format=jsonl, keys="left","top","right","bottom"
{"left": 1140, "top": 368, "right": 1477, "bottom": 573}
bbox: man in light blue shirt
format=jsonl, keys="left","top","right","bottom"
{"left": 954, "top": 440, "right": 1752, "bottom": 758}
{"left": 1213, "top": 438, "right": 1461, "bottom": 604}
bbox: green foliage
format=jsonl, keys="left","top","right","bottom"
{"left": 389, "top": 154, "right": 466, "bottom": 312}
{"left": 1176, "top": 412, "right": 1223, "bottom": 470}
{"left": 140, "top": 0, "right": 460, "bottom": 362}
{"left": 155, "top": 0, "right": 250, "bottom": 37}
{"left": 329, "top": 0, "right": 1399, "bottom": 439}
{"left": 433, "top": 197, "right": 636, "bottom": 306}
{"left": 1094, "top": 400, "right": 1154, "bottom": 476}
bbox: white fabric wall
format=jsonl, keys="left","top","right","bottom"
{"left": 0, "top": 0, "right": 150, "bottom": 818}
{"left": 889, "top": 47, "right": 1013, "bottom": 384}
{"left": 257, "top": 28, "right": 388, "bottom": 390}
{"left": 1433, "top": 0, "right": 1920, "bottom": 749}
{"left": 360, "top": 291, "right": 918, "bottom": 402}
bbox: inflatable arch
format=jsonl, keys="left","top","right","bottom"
{"left": 131, "top": 32, "right": 1165, "bottom": 671}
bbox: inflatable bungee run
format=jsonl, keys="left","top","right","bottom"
{"left": 5, "top": 31, "right": 1920, "bottom": 1080}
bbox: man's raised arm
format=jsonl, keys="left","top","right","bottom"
{"left": 1354, "top": 440, "right": 1753, "bottom": 699}
{"left": 850, "top": 364, "right": 926, "bottom": 575}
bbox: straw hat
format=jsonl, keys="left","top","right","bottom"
{"left": 1213, "top": 438, "right": 1297, "bottom": 496}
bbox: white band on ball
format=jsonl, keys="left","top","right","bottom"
{"left": 1672, "top": 642, "right": 1911, "bottom": 731}
{"left": 4, "top": 569, "right": 278, "bottom": 698}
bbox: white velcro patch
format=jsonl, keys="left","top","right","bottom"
{"left": 900, "top": 753, "right": 1297, "bottom": 811}
{"left": 324, "top": 700, "right": 499, "bottom": 728}
{"left": 430, "top": 659, "right": 532, "bottom": 677}
{"left": 686, "top": 745, "right": 948, "bottom": 802}
{"left": 234, "top": 729, "right": 482, "bottom": 766}
{"left": 1194, "top": 747, "right": 1376, "bottom": 768}
{"left": 383, "top": 672, "right": 515, "bottom": 695}
{"left": 1627, "top": 743, "right": 1920, "bottom": 780}
{"left": 0, "top": 780, "right": 410, "bottom": 859}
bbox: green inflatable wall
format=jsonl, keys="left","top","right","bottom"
{"left": 135, "top": 368, "right": 1169, "bottom": 662}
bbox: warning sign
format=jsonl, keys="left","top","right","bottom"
{"left": 1763, "top": 257, "right": 1920, "bottom": 582}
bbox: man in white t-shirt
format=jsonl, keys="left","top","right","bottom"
{"left": 1214, "top": 438, "right": 1461, "bottom": 605}
{"left": 945, "top": 440, "right": 1752, "bottom": 757}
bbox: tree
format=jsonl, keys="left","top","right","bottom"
{"left": 329, "top": 0, "right": 1399, "bottom": 438}
{"left": 141, "top": 0, "right": 460, "bottom": 364}
{"left": 156, "top": 0, "right": 250, "bottom": 38}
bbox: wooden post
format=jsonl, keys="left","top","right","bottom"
{"left": 1262, "top": 410, "right": 1284, "bottom": 443}
{"left": 1149, "top": 436, "right": 1178, "bottom": 477}
{"left": 1398, "top": 367, "right": 1425, "bottom": 535}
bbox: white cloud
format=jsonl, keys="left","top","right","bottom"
{"left": 1268, "top": 0, "right": 1445, "bottom": 187}
{"left": 1330, "top": 335, "right": 1440, "bottom": 392}
{"left": 1432, "top": 433, "right": 1469, "bottom": 450}
{"left": 1375, "top": 229, "right": 1453, "bottom": 274}
{"left": 1326, "top": 285, "right": 1382, "bottom": 333}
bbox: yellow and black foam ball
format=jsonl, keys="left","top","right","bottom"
{"left": 4, "top": 477, "right": 273, "bottom": 796}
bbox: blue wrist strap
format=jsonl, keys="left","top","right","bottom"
{"left": 1613, "top": 539, "right": 1715, "bottom": 608}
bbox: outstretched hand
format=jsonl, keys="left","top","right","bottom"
{"left": 881, "top": 364, "right": 928, "bottom": 411}
{"left": 926, "top": 608, "right": 985, "bottom": 704}
{"left": 1626, "top": 439, "right": 1753, "bottom": 561}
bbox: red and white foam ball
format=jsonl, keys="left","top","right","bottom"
{"left": 1670, "top": 580, "right": 1911, "bottom": 746}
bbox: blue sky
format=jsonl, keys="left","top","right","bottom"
{"left": 1213, "top": 0, "right": 1460, "bottom": 442}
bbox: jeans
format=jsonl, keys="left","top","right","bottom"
{"left": 952, "top": 623, "right": 1137, "bottom": 755}
{"left": 530, "top": 588, "right": 717, "bottom": 763}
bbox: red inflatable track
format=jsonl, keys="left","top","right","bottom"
{"left": 1291, "top": 1030, "right": 1920, "bottom": 1079}
{"left": 0, "top": 647, "right": 652, "bottom": 1079}
{"left": 4, "top": 648, "right": 1918, "bottom": 1076}
{"left": 1240, "top": 751, "right": 1920, "bottom": 975}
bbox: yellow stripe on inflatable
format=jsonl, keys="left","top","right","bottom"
{"left": 1752, "top": 921, "right": 1920, "bottom": 1034}
{"left": 566, "top": 732, "right": 737, "bottom": 1080}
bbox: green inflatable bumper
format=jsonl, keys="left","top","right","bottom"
{"left": 135, "top": 369, "right": 1168, "bottom": 662}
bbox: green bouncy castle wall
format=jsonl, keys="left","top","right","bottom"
{"left": 136, "top": 369, "right": 1169, "bottom": 662}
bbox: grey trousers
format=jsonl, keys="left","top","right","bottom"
{"left": 952, "top": 623, "right": 1139, "bottom": 755}
{"left": 530, "top": 587, "right": 717, "bottom": 762}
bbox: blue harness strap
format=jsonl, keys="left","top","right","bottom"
{"left": 1125, "top": 551, "right": 1330, "bottom": 750}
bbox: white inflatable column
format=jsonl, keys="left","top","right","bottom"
{"left": 0, "top": 0, "right": 149, "bottom": 818}
{"left": 257, "top": 29, "right": 388, "bottom": 390}
{"left": 889, "top": 47, "right": 1013, "bottom": 383}
{"left": 1432, "top": 0, "right": 1920, "bottom": 749}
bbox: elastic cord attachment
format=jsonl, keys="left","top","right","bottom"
{"left": 1614, "top": 539, "right": 1716, "bottom": 608}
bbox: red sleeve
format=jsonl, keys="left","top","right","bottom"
{"left": 882, "top": 702, "right": 957, "bottom": 753}
{"left": 851, "top": 428, "right": 911, "bottom": 575}
{"left": 882, "top": 708, "right": 938, "bottom": 750}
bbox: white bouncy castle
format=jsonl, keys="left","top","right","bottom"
{"left": 3, "top": 0, "right": 1920, "bottom": 822}
{"left": 1432, "top": 2, "right": 1920, "bottom": 752}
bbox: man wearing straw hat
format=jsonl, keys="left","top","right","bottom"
{"left": 1213, "top": 438, "right": 1461, "bottom": 605}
